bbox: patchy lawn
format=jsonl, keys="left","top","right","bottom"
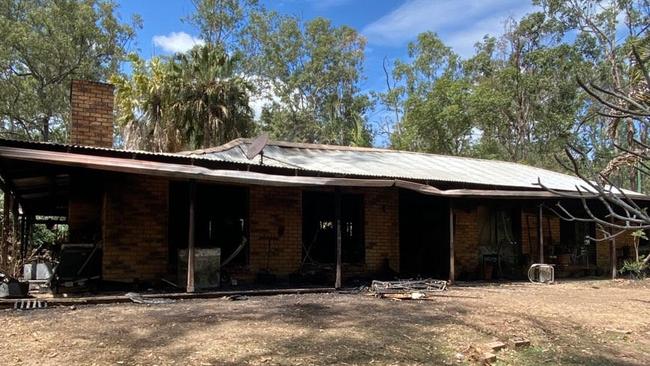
{"left": 1, "top": 279, "right": 650, "bottom": 365}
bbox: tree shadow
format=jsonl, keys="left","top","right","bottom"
{"left": 6, "top": 291, "right": 650, "bottom": 365}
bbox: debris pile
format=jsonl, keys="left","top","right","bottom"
{"left": 0, "top": 271, "right": 28, "bottom": 298}
{"left": 14, "top": 299, "right": 48, "bottom": 310}
{"left": 369, "top": 279, "right": 447, "bottom": 300}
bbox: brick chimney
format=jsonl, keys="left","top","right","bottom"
{"left": 70, "top": 80, "right": 115, "bottom": 148}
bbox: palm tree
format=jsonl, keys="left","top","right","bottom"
{"left": 168, "top": 44, "right": 255, "bottom": 150}
{"left": 112, "top": 45, "right": 254, "bottom": 152}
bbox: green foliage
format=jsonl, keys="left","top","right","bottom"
{"left": 168, "top": 45, "right": 255, "bottom": 149}
{"left": 388, "top": 32, "right": 473, "bottom": 154}
{"left": 382, "top": 18, "right": 585, "bottom": 165}
{"left": 631, "top": 229, "right": 648, "bottom": 241}
{"left": 535, "top": 0, "right": 649, "bottom": 188}
{"left": 251, "top": 15, "right": 371, "bottom": 146}
{"left": 185, "top": 0, "right": 259, "bottom": 52}
{"left": 378, "top": 0, "right": 648, "bottom": 181}
{"left": 111, "top": 44, "right": 254, "bottom": 152}
{"left": 465, "top": 14, "right": 587, "bottom": 168}
{"left": 0, "top": 0, "right": 140, "bottom": 142}
{"left": 185, "top": 2, "right": 373, "bottom": 146}
{"left": 619, "top": 256, "right": 647, "bottom": 279}
{"left": 31, "top": 224, "right": 67, "bottom": 248}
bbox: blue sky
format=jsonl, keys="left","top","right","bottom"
{"left": 115, "top": 0, "right": 537, "bottom": 143}
{"left": 116, "top": 0, "right": 536, "bottom": 89}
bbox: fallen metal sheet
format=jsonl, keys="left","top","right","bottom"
{"left": 370, "top": 279, "right": 448, "bottom": 296}
{"left": 125, "top": 292, "right": 175, "bottom": 305}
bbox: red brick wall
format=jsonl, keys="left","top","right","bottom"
{"left": 248, "top": 186, "right": 302, "bottom": 276}
{"left": 363, "top": 187, "right": 399, "bottom": 273}
{"left": 68, "top": 173, "right": 103, "bottom": 243}
{"left": 102, "top": 175, "right": 169, "bottom": 282}
{"left": 70, "top": 80, "right": 114, "bottom": 148}
{"left": 244, "top": 186, "right": 400, "bottom": 280}
{"left": 453, "top": 206, "right": 479, "bottom": 279}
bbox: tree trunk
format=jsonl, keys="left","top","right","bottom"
{"left": 42, "top": 116, "right": 49, "bottom": 142}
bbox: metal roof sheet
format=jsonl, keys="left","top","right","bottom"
{"left": 186, "top": 139, "right": 628, "bottom": 193}
{"left": 0, "top": 137, "right": 641, "bottom": 195}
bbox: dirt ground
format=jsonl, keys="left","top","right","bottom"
{"left": 1, "top": 279, "right": 649, "bottom": 366}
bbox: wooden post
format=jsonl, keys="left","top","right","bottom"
{"left": 10, "top": 194, "right": 19, "bottom": 273}
{"left": 538, "top": 204, "right": 544, "bottom": 264}
{"left": 186, "top": 181, "right": 196, "bottom": 293}
{"left": 334, "top": 188, "right": 342, "bottom": 289}
{"left": 610, "top": 217, "right": 617, "bottom": 279}
{"left": 20, "top": 215, "right": 26, "bottom": 259}
{"left": 0, "top": 189, "right": 8, "bottom": 268}
{"left": 449, "top": 200, "right": 455, "bottom": 283}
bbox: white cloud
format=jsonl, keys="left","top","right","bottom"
{"left": 363, "top": 0, "right": 535, "bottom": 57}
{"left": 152, "top": 32, "right": 205, "bottom": 53}
{"left": 444, "top": 13, "right": 525, "bottom": 57}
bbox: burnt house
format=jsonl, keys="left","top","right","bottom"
{"left": 0, "top": 80, "right": 646, "bottom": 291}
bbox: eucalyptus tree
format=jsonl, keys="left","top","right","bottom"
{"left": 383, "top": 32, "right": 473, "bottom": 155}
{"left": 185, "top": 0, "right": 259, "bottom": 52}
{"left": 379, "top": 12, "right": 588, "bottom": 169}
{"left": 0, "top": 0, "right": 139, "bottom": 142}
{"left": 535, "top": 0, "right": 650, "bottom": 188}
{"left": 247, "top": 14, "right": 372, "bottom": 146}
{"left": 465, "top": 13, "right": 587, "bottom": 168}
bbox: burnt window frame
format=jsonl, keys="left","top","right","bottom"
{"left": 302, "top": 191, "right": 365, "bottom": 265}
{"left": 168, "top": 182, "right": 250, "bottom": 268}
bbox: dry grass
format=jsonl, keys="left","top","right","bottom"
{"left": 1, "top": 279, "right": 650, "bottom": 365}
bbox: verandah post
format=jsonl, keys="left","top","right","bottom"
{"left": 538, "top": 204, "right": 544, "bottom": 264}
{"left": 335, "top": 188, "right": 342, "bottom": 289}
{"left": 187, "top": 180, "right": 196, "bottom": 293}
{"left": 449, "top": 200, "right": 455, "bottom": 284}
{"left": 610, "top": 216, "right": 617, "bottom": 279}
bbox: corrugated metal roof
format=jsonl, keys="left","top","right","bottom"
{"left": 185, "top": 139, "right": 624, "bottom": 193}
{"left": 0, "top": 137, "right": 641, "bottom": 195}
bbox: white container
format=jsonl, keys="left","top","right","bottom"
{"left": 178, "top": 248, "right": 221, "bottom": 289}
